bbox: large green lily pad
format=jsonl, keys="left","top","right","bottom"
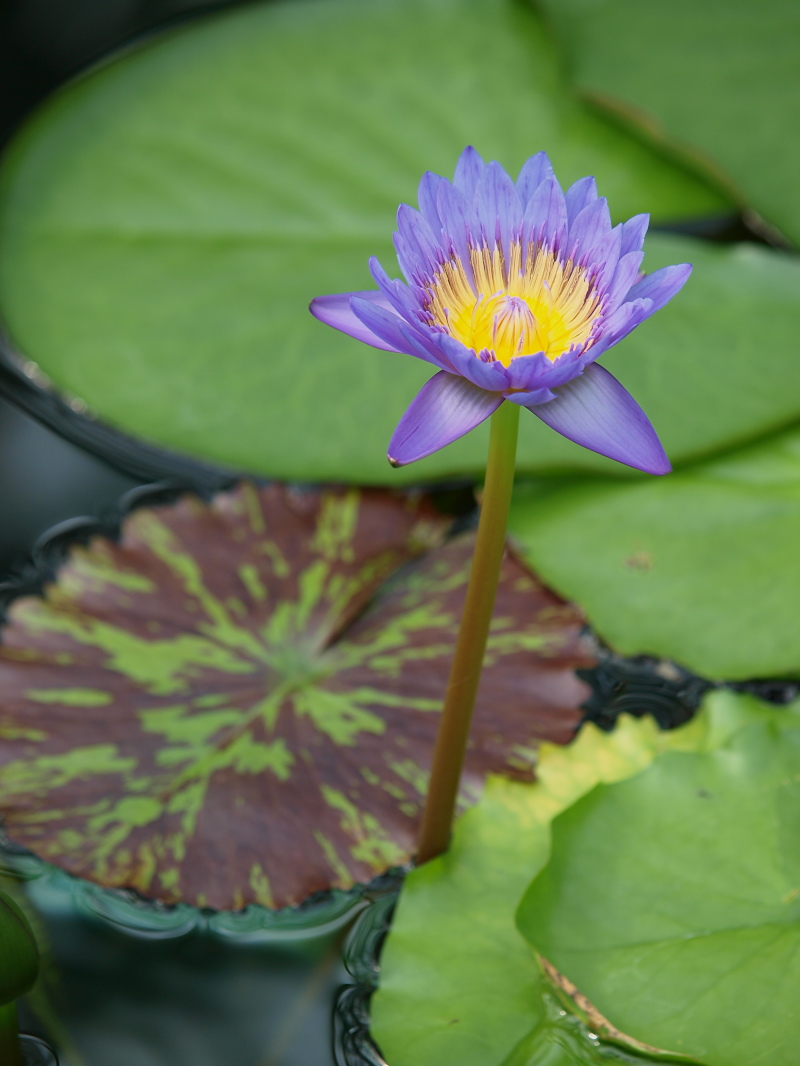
{"left": 0, "top": 0, "right": 730, "bottom": 485}
{"left": 0, "top": 483, "right": 594, "bottom": 910}
{"left": 371, "top": 692, "right": 760, "bottom": 1066}
{"left": 508, "top": 423, "right": 800, "bottom": 680}
{"left": 535, "top": 0, "right": 800, "bottom": 245}
{"left": 518, "top": 694, "right": 800, "bottom": 1066}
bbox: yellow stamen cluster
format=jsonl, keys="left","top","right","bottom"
{"left": 425, "top": 241, "right": 601, "bottom": 366}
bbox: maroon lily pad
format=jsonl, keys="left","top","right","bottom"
{"left": 0, "top": 483, "right": 594, "bottom": 910}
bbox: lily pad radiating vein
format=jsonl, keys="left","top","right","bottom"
{"left": 0, "top": 484, "right": 594, "bottom": 910}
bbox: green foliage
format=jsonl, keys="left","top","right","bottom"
{"left": 535, "top": 0, "right": 800, "bottom": 245}
{"left": 374, "top": 692, "right": 794, "bottom": 1066}
{"left": 372, "top": 701, "right": 731, "bottom": 1066}
{"left": 518, "top": 693, "right": 800, "bottom": 1066}
{"left": 509, "top": 424, "right": 800, "bottom": 679}
{"left": 0, "top": 891, "right": 38, "bottom": 1005}
{"left": 0, "top": 0, "right": 728, "bottom": 484}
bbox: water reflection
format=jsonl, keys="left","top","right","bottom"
{"left": 14, "top": 865, "right": 403, "bottom": 1066}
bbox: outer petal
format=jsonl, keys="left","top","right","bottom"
{"left": 436, "top": 181, "right": 479, "bottom": 288}
{"left": 350, "top": 297, "right": 436, "bottom": 363}
{"left": 369, "top": 256, "right": 420, "bottom": 318}
{"left": 418, "top": 171, "right": 444, "bottom": 232}
{"left": 453, "top": 146, "right": 487, "bottom": 199}
{"left": 522, "top": 174, "right": 568, "bottom": 253}
{"left": 504, "top": 386, "right": 556, "bottom": 406}
{"left": 626, "top": 263, "right": 693, "bottom": 313}
{"left": 604, "top": 250, "right": 645, "bottom": 310}
{"left": 310, "top": 291, "right": 402, "bottom": 352}
{"left": 435, "top": 334, "right": 511, "bottom": 391}
{"left": 397, "top": 204, "right": 441, "bottom": 274}
{"left": 474, "top": 161, "right": 523, "bottom": 259}
{"left": 527, "top": 362, "right": 671, "bottom": 475}
{"left": 620, "top": 213, "right": 649, "bottom": 256}
{"left": 516, "top": 151, "right": 555, "bottom": 207}
{"left": 585, "top": 299, "right": 653, "bottom": 358}
{"left": 564, "top": 176, "right": 598, "bottom": 225}
{"left": 587, "top": 223, "right": 622, "bottom": 292}
{"left": 388, "top": 371, "right": 502, "bottom": 466}
{"left": 567, "top": 196, "right": 612, "bottom": 264}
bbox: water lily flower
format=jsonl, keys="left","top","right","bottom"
{"left": 311, "top": 147, "right": 691, "bottom": 474}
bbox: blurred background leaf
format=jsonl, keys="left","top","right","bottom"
{"left": 509, "top": 425, "right": 800, "bottom": 679}
{"left": 534, "top": 0, "right": 800, "bottom": 246}
{"left": 0, "top": 0, "right": 730, "bottom": 485}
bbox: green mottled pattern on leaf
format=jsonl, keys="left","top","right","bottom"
{"left": 0, "top": 484, "right": 593, "bottom": 910}
{"left": 518, "top": 692, "right": 800, "bottom": 1066}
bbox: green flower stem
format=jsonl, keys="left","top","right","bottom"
{"left": 417, "top": 400, "right": 520, "bottom": 865}
{"left": 0, "top": 1003, "right": 22, "bottom": 1066}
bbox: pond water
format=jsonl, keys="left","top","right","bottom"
{"left": 14, "top": 863, "right": 398, "bottom": 1066}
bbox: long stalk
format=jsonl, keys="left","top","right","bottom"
{"left": 0, "top": 1003, "right": 22, "bottom": 1066}
{"left": 417, "top": 400, "right": 520, "bottom": 864}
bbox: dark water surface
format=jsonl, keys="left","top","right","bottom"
{"left": 14, "top": 865, "right": 390, "bottom": 1066}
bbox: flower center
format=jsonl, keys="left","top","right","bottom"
{"left": 425, "top": 241, "right": 601, "bottom": 366}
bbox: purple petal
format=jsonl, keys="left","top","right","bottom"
{"left": 505, "top": 386, "right": 556, "bottom": 406}
{"left": 388, "top": 371, "right": 502, "bottom": 466}
{"left": 587, "top": 224, "right": 622, "bottom": 293}
{"left": 397, "top": 204, "right": 441, "bottom": 274}
{"left": 418, "top": 171, "right": 444, "bottom": 233}
{"left": 369, "top": 257, "right": 420, "bottom": 318}
{"left": 394, "top": 233, "right": 422, "bottom": 285}
{"left": 564, "top": 176, "right": 598, "bottom": 225}
{"left": 604, "top": 250, "right": 645, "bottom": 310}
{"left": 502, "top": 344, "right": 598, "bottom": 394}
{"left": 400, "top": 321, "right": 458, "bottom": 372}
{"left": 620, "top": 213, "right": 649, "bottom": 256}
{"left": 567, "top": 197, "right": 612, "bottom": 264}
{"left": 626, "top": 263, "right": 693, "bottom": 313}
{"left": 594, "top": 299, "right": 652, "bottom": 350}
{"left": 516, "top": 151, "right": 555, "bottom": 207}
{"left": 453, "top": 146, "right": 487, "bottom": 200}
{"left": 522, "top": 174, "right": 568, "bottom": 253}
{"left": 436, "top": 334, "right": 511, "bottom": 391}
{"left": 310, "top": 291, "right": 402, "bottom": 352}
{"left": 436, "top": 181, "right": 478, "bottom": 287}
{"left": 474, "top": 160, "right": 523, "bottom": 258}
{"left": 350, "top": 297, "right": 424, "bottom": 358}
{"left": 527, "top": 362, "right": 670, "bottom": 475}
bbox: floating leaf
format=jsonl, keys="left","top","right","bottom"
{"left": 0, "top": 0, "right": 728, "bottom": 485}
{"left": 535, "top": 0, "right": 800, "bottom": 244}
{"left": 518, "top": 692, "right": 800, "bottom": 1066}
{"left": 509, "top": 424, "right": 800, "bottom": 680}
{"left": 0, "top": 483, "right": 594, "bottom": 910}
{"left": 371, "top": 694, "right": 755, "bottom": 1066}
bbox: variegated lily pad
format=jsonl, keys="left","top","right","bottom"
{"left": 0, "top": 484, "right": 594, "bottom": 910}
